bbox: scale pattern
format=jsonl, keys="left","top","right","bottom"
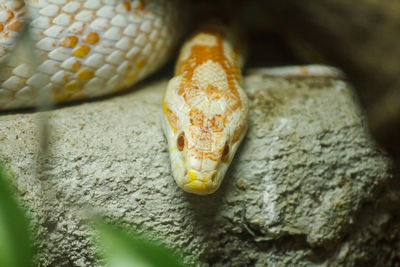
{"left": 0, "top": 0, "right": 180, "bottom": 110}
{"left": 162, "top": 25, "right": 249, "bottom": 195}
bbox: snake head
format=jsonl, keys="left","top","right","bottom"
{"left": 163, "top": 119, "right": 245, "bottom": 195}
{"left": 162, "top": 76, "right": 248, "bottom": 195}
{"left": 162, "top": 24, "right": 248, "bottom": 195}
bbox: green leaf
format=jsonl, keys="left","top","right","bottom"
{"left": 0, "top": 164, "right": 35, "bottom": 267}
{"left": 95, "top": 222, "right": 186, "bottom": 267}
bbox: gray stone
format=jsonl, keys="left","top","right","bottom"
{"left": 0, "top": 65, "right": 397, "bottom": 266}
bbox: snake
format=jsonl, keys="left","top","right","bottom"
{"left": 0, "top": 0, "right": 249, "bottom": 195}
{"left": 162, "top": 25, "right": 248, "bottom": 195}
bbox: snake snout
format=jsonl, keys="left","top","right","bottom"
{"left": 187, "top": 169, "right": 215, "bottom": 182}
{"left": 181, "top": 169, "right": 217, "bottom": 195}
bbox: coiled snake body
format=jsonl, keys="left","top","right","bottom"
{"left": 0, "top": 1, "right": 249, "bottom": 195}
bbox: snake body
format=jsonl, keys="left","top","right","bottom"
{"left": 162, "top": 25, "right": 249, "bottom": 195}
{"left": 0, "top": 0, "right": 180, "bottom": 109}
{"left": 0, "top": 1, "right": 249, "bottom": 195}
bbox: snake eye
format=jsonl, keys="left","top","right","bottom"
{"left": 177, "top": 132, "right": 185, "bottom": 151}
{"left": 222, "top": 143, "right": 230, "bottom": 158}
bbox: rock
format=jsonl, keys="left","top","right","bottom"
{"left": 267, "top": 0, "right": 400, "bottom": 154}
{"left": 0, "top": 65, "right": 396, "bottom": 266}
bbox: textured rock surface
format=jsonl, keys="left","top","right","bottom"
{"left": 0, "top": 65, "right": 397, "bottom": 266}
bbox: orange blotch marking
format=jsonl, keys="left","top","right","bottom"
{"left": 223, "top": 88, "right": 242, "bottom": 112}
{"left": 231, "top": 120, "right": 248, "bottom": 144}
{"left": 70, "top": 91, "right": 87, "bottom": 100}
{"left": 187, "top": 136, "right": 222, "bottom": 161}
{"left": 62, "top": 73, "right": 70, "bottom": 83}
{"left": 82, "top": 32, "right": 99, "bottom": 45}
{"left": 176, "top": 79, "right": 195, "bottom": 96}
{"left": 0, "top": 31, "right": 10, "bottom": 40}
{"left": 6, "top": 19, "right": 21, "bottom": 31}
{"left": 0, "top": 24, "right": 4, "bottom": 32}
{"left": 67, "top": 60, "right": 81, "bottom": 72}
{"left": 189, "top": 109, "right": 204, "bottom": 127}
{"left": 122, "top": 1, "right": 131, "bottom": 11}
{"left": 300, "top": 66, "right": 309, "bottom": 75}
{"left": 206, "top": 114, "right": 225, "bottom": 132}
{"left": 189, "top": 108, "right": 225, "bottom": 133}
{"left": 53, "top": 87, "right": 71, "bottom": 102}
{"left": 124, "top": 71, "right": 138, "bottom": 85}
{"left": 17, "top": 3, "right": 25, "bottom": 10}
{"left": 136, "top": 58, "right": 147, "bottom": 69}
{"left": 4, "top": 11, "right": 14, "bottom": 23}
{"left": 162, "top": 103, "right": 178, "bottom": 132}
{"left": 17, "top": 10, "right": 26, "bottom": 18}
{"left": 204, "top": 84, "right": 223, "bottom": 100}
{"left": 72, "top": 44, "right": 91, "bottom": 58}
{"left": 190, "top": 131, "right": 212, "bottom": 152}
{"left": 54, "top": 93, "right": 70, "bottom": 102}
{"left": 175, "top": 27, "right": 243, "bottom": 117}
{"left": 75, "top": 68, "right": 94, "bottom": 81}
{"left": 133, "top": 0, "right": 145, "bottom": 10}
{"left": 59, "top": 36, "right": 78, "bottom": 48}
{"left": 119, "top": 63, "right": 133, "bottom": 77}
{"left": 204, "top": 152, "right": 219, "bottom": 162}
{"left": 64, "top": 80, "right": 83, "bottom": 93}
{"left": 68, "top": 23, "right": 86, "bottom": 35}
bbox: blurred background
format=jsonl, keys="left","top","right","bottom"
{"left": 196, "top": 0, "right": 400, "bottom": 166}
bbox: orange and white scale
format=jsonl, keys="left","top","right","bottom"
{"left": 162, "top": 24, "right": 249, "bottom": 195}
{"left": 0, "top": 1, "right": 249, "bottom": 195}
{"left": 0, "top": 0, "right": 180, "bottom": 110}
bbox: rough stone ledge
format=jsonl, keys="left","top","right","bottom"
{"left": 0, "top": 65, "right": 396, "bottom": 266}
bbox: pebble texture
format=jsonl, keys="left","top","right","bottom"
{"left": 0, "top": 65, "right": 397, "bottom": 266}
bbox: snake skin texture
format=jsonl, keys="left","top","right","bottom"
{"left": 0, "top": 1, "right": 248, "bottom": 195}
{"left": 162, "top": 24, "right": 249, "bottom": 195}
{"left": 0, "top": 0, "right": 180, "bottom": 110}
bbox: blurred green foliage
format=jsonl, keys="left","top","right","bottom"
{"left": 0, "top": 164, "right": 35, "bottom": 267}
{"left": 95, "top": 222, "right": 186, "bottom": 267}
{"left": 0, "top": 163, "right": 186, "bottom": 267}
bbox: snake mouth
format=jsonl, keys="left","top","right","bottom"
{"left": 181, "top": 169, "right": 217, "bottom": 195}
